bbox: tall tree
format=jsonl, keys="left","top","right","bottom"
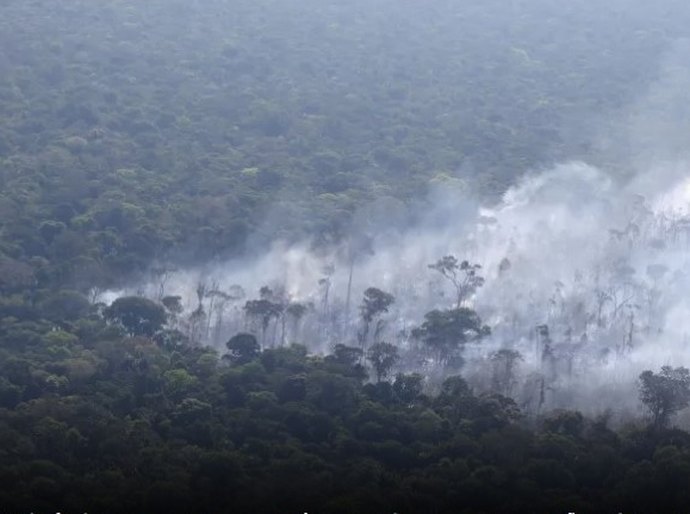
{"left": 104, "top": 296, "right": 167, "bottom": 337}
{"left": 490, "top": 349, "right": 523, "bottom": 396}
{"left": 429, "top": 255, "right": 485, "bottom": 308}
{"left": 639, "top": 366, "right": 690, "bottom": 429}
{"left": 358, "top": 287, "right": 395, "bottom": 350}
{"left": 244, "top": 295, "right": 283, "bottom": 347}
{"left": 225, "top": 333, "right": 260, "bottom": 365}
{"left": 367, "top": 342, "right": 399, "bottom": 383}
{"left": 343, "top": 235, "right": 374, "bottom": 334}
{"left": 285, "top": 302, "right": 308, "bottom": 344}
{"left": 412, "top": 308, "right": 489, "bottom": 367}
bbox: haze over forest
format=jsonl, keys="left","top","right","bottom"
{"left": 4, "top": 0, "right": 690, "bottom": 512}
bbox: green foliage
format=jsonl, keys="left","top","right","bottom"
{"left": 429, "top": 256, "right": 485, "bottom": 308}
{"left": 412, "top": 308, "right": 490, "bottom": 365}
{"left": 366, "top": 342, "right": 399, "bottom": 383}
{"left": 163, "top": 368, "right": 198, "bottom": 401}
{"left": 393, "top": 373, "right": 425, "bottom": 405}
{"left": 37, "top": 290, "right": 90, "bottom": 322}
{"left": 243, "top": 299, "right": 282, "bottom": 343}
{"left": 360, "top": 288, "right": 395, "bottom": 324}
{"left": 639, "top": 366, "right": 690, "bottom": 429}
{"left": 324, "top": 344, "right": 367, "bottom": 380}
{"left": 103, "top": 296, "right": 167, "bottom": 337}
{"left": 0, "top": 309, "right": 688, "bottom": 512}
{"left": 0, "top": 0, "right": 682, "bottom": 289}
{"left": 225, "top": 333, "right": 260, "bottom": 365}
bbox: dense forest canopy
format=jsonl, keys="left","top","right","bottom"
{"left": 1, "top": 0, "right": 689, "bottom": 283}
{"left": 4, "top": 0, "right": 690, "bottom": 512}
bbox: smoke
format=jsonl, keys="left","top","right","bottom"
{"left": 100, "top": 42, "right": 690, "bottom": 423}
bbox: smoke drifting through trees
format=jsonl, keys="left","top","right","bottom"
{"left": 100, "top": 47, "right": 690, "bottom": 423}
{"left": 99, "top": 156, "right": 690, "bottom": 422}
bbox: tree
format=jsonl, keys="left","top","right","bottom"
{"left": 393, "top": 373, "right": 424, "bottom": 405}
{"left": 161, "top": 295, "right": 184, "bottom": 315}
{"left": 285, "top": 302, "right": 308, "bottom": 343}
{"left": 39, "top": 289, "right": 90, "bottom": 322}
{"left": 209, "top": 285, "right": 245, "bottom": 344}
{"left": 153, "top": 328, "right": 190, "bottom": 351}
{"left": 161, "top": 295, "right": 184, "bottom": 329}
{"left": 329, "top": 344, "right": 363, "bottom": 367}
{"left": 286, "top": 302, "right": 307, "bottom": 324}
{"left": 150, "top": 263, "right": 178, "bottom": 300}
{"left": 366, "top": 342, "right": 399, "bottom": 383}
{"left": 103, "top": 296, "right": 167, "bottom": 337}
{"left": 412, "top": 308, "right": 490, "bottom": 366}
{"left": 639, "top": 366, "right": 690, "bottom": 429}
{"left": 491, "top": 349, "right": 523, "bottom": 396}
{"left": 361, "top": 287, "right": 395, "bottom": 324}
{"left": 343, "top": 235, "right": 374, "bottom": 333}
{"left": 163, "top": 368, "right": 198, "bottom": 400}
{"left": 225, "top": 333, "right": 260, "bottom": 365}
{"left": 433, "top": 375, "right": 478, "bottom": 424}
{"left": 324, "top": 344, "right": 367, "bottom": 380}
{"left": 0, "top": 258, "right": 35, "bottom": 294}
{"left": 358, "top": 287, "right": 395, "bottom": 349}
{"left": 244, "top": 298, "right": 283, "bottom": 347}
{"left": 428, "top": 256, "right": 484, "bottom": 308}
{"left": 318, "top": 264, "right": 335, "bottom": 314}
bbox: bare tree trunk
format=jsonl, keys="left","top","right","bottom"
{"left": 271, "top": 317, "right": 279, "bottom": 348}
{"left": 205, "top": 293, "right": 217, "bottom": 343}
{"left": 344, "top": 256, "right": 355, "bottom": 338}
